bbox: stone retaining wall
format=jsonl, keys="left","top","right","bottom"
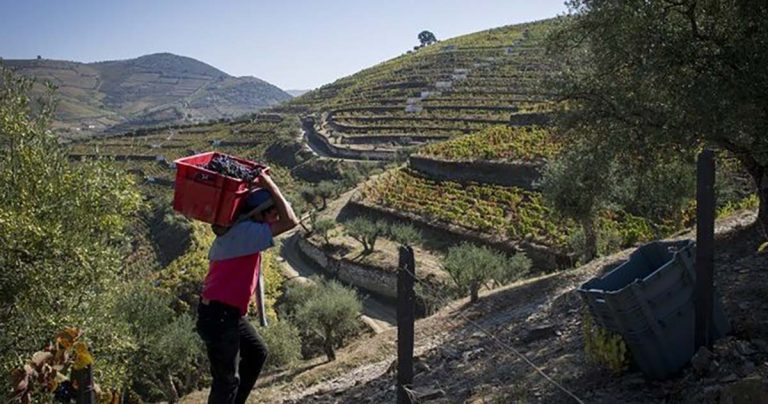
{"left": 296, "top": 237, "right": 398, "bottom": 301}
{"left": 344, "top": 198, "right": 572, "bottom": 271}
{"left": 68, "top": 154, "right": 157, "bottom": 161}
{"left": 340, "top": 134, "right": 450, "bottom": 145}
{"left": 301, "top": 117, "right": 395, "bottom": 161}
{"left": 409, "top": 155, "right": 543, "bottom": 190}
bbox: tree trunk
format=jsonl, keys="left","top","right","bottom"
{"left": 581, "top": 218, "right": 598, "bottom": 262}
{"left": 470, "top": 284, "right": 479, "bottom": 303}
{"left": 166, "top": 372, "right": 179, "bottom": 403}
{"left": 743, "top": 158, "right": 768, "bottom": 231}
{"left": 324, "top": 340, "right": 336, "bottom": 362}
{"left": 324, "top": 327, "right": 336, "bottom": 361}
{"left": 758, "top": 172, "right": 768, "bottom": 232}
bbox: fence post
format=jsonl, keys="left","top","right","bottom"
{"left": 397, "top": 246, "right": 416, "bottom": 404}
{"left": 695, "top": 149, "right": 715, "bottom": 350}
{"left": 72, "top": 365, "right": 95, "bottom": 404}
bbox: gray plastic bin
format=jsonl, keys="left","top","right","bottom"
{"left": 578, "top": 240, "right": 730, "bottom": 379}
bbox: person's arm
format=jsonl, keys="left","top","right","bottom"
{"left": 259, "top": 173, "right": 299, "bottom": 237}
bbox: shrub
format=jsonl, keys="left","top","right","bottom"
{"left": 315, "top": 181, "right": 339, "bottom": 210}
{"left": 443, "top": 243, "right": 529, "bottom": 303}
{"left": 0, "top": 67, "right": 146, "bottom": 395}
{"left": 294, "top": 279, "right": 362, "bottom": 361}
{"left": 387, "top": 223, "right": 422, "bottom": 247}
{"left": 313, "top": 219, "right": 336, "bottom": 246}
{"left": 259, "top": 321, "right": 302, "bottom": 370}
{"left": 278, "top": 280, "right": 321, "bottom": 320}
{"left": 495, "top": 252, "right": 532, "bottom": 286}
{"left": 344, "top": 217, "right": 388, "bottom": 254}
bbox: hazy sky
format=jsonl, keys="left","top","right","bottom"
{"left": 0, "top": 0, "right": 568, "bottom": 90}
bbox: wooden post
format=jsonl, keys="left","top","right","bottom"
{"left": 695, "top": 150, "right": 715, "bottom": 350}
{"left": 72, "top": 365, "right": 95, "bottom": 404}
{"left": 397, "top": 246, "right": 416, "bottom": 404}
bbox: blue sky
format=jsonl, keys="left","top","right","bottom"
{"left": 0, "top": 0, "right": 567, "bottom": 89}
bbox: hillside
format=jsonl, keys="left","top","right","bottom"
{"left": 65, "top": 15, "right": 764, "bottom": 404}
{"left": 279, "top": 19, "right": 555, "bottom": 159}
{"left": 4, "top": 53, "right": 292, "bottom": 137}
{"left": 231, "top": 210, "right": 766, "bottom": 404}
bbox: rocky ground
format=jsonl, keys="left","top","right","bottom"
{"left": 181, "top": 210, "right": 767, "bottom": 404}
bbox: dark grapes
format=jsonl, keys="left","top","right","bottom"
{"left": 54, "top": 380, "right": 74, "bottom": 402}
{"left": 204, "top": 155, "right": 261, "bottom": 182}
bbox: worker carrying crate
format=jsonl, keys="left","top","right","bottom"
{"left": 171, "top": 151, "right": 300, "bottom": 403}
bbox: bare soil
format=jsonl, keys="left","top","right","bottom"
{"left": 179, "top": 209, "right": 768, "bottom": 404}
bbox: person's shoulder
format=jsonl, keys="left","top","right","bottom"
{"left": 231, "top": 220, "right": 270, "bottom": 235}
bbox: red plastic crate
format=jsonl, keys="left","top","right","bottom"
{"left": 172, "top": 151, "right": 269, "bottom": 226}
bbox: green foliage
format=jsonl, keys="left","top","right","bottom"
{"left": 582, "top": 307, "right": 629, "bottom": 374}
{"left": 549, "top": 0, "right": 768, "bottom": 227}
{"left": 443, "top": 243, "right": 530, "bottom": 303}
{"left": 300, "top": 181, "right": 341, "bottom": 211}
{"left": 259, "top": 320, "right": 302, "bottom": 370}
{"left": 344, "top": 217, "right": 388, "bottom": 254}
{"left": 539, "top": 142, "right": 614, "bottom": 260}
{"left": 111, "top": 282, "right": 205, "bottom": 401}
{"left": 313, "top": 218, "right": 336, "bottom": 246}
{"left": 540, "top": 142, "right": 692, "bottom": 260}
{"left": 497, "top": 252, "right": 533, "bottom": 286}
{"left": 387, "top": 223, "right": 422, "bottom": 247}
{"left": 163, "top": 211, "right": 193, "bottom": 235}
{"left": 156, "top": 222, "right": 216, "bottom": 313}
{"left": 419, "top": 125, "right": 559, "bottom": 162}
{"left": 278, "top": 280, "right": 321, "bottom": 320}
{"left": 315, "top": 181, "right": 339, "bottom": 210}
{"left": 0, "top": 67, "right": 147, "bottom": 390}
{"left": 260, "top": 248, "right": 286, "bottom": 322}
{"left": 361, "top": 169, "right": 574, "bottom": 249}
{"left": 418, "top": 30, "right": 437, "bottom": 46}
{"left": 610, "top": 153, "right": 696, "bottom": 226}
{"left": 293, "top": 278, "right": 362, "bottom": 361}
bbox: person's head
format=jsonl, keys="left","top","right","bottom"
{"left": 240, "top": 189, "right": 279, "bottom": 224}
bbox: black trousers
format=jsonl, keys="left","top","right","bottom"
{"left": 196, "top": 301, "right": 269, "bottom": 404}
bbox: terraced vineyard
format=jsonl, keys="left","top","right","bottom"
{"left": 281, "top": 20, "right": 558, "bottom": 158}
{"left": 417, "top": 125, "right": 559, "bottom": 162}
{"left": 358, "top": 168, "right": 572, "bottom": 249}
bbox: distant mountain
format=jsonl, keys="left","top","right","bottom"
{"left": 286, "top": 89, "right": 310, "bottom": 97}
{"left": 4, "top": 53, "right": 292, "bottom": 136}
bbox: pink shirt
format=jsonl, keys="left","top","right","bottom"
{"left": 202, "top": 221, "right": 273, "bottom": 316}
{"left": 201, "top": 253, "right": 261, "bottom": 315}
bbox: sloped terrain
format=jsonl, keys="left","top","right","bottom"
{"left": 5, "top": 53, "right": 291, "bottom": 137}
{"left": 280, "top": 20, "right": 556, "bottom": 158}
{"left": 233, "top": 210, "right": 766, "bottom": 404}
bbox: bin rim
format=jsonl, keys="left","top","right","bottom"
{"left": 576, "top": 239, "right": 696, "bottom": 296}
{"left": 174, "top": 151, "right": 266, "bottom": 185}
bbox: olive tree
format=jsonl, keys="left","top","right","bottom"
{"left": 539, "top": 142, "right": 615, "bottom": 261}
{"left": 344, "top": 217, "right": 388, "bottom": 254}
{"left": 443, "top": 243, "right": 530, "bottom": 303}
{"left": 313, "top": 218, "right": 336, "bottom": 246}
{"left": 294, "top": 279, "right": 362, "bottom": 361}
{"left": 387, "top": 223, "right": 422, "bottom": 247}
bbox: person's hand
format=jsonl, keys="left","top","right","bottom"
{"left": 256, "top": 171, "right": 277, "bottom": 190}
